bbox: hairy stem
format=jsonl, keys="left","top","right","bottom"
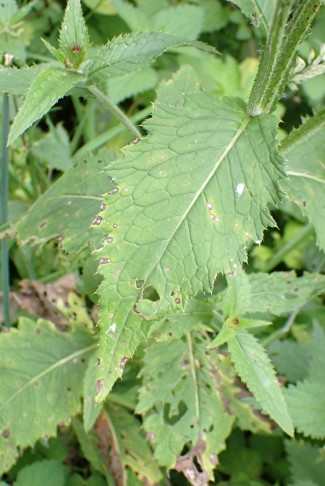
{"left": 249, "top": 0, "right": 320, "bottom": 116}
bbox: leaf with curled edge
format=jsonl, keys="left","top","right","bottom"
{"left": 95, "top": 65, "right": 286, "bottom": 401}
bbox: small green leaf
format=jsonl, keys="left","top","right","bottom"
{"left": 42, "top": 38, "right": 66, "bottom": 64}
{"left": 228, "top": 330, "right": 294, "bottom": 436}
{"left": 223, "top": 269, "right": 251, "bottom": 318}
{"left": 0, "top": 318, "right": 96, "bottom": 475}
{"left": 59, "top": 0, "right": 89, "bottom": 67}
{"left": 8, "top": 66, "right": 85, "bottom": 145}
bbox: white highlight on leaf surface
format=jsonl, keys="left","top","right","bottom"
{"left": 236, "top": 183, "right": 245, "bottom": 197}
{"left": 109, "top": 323, "right": 117, "bottom": 333}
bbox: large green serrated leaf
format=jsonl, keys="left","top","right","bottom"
{"left": 8, "top": 66, "right": 85, "bottom": 145}
{"left": 137, "top": 331, "right": 233, "bottom": 477}
{"left": 286, "top": 381, "right": 325, "bottom": 439}
{"left": 228, "top": 330, "right": 294, "bottom": 436}
{"left": 281, "top": 110, "right": 325, "bottom": 252}
{"left": 228, "top": 0, "right": 276, "bottom": 37}
{"left": 86, "top": 31, "right": 216, "bottom": 81}
{"left": 10, "top": 152, "right": 115, "bottom": 254}
{"left": 0, "top": 318, "right": 96, "bottom": 475}
{"left": 95, "top": 66, "right": 285, "bottom": 400}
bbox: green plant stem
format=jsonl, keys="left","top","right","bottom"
{"left": 249, "top": 0, "right": 320, "bottom": 116}
{"left": 263, "top": 307, "right": 300, "bottom": 346}
{"left": 263, "top": 223, "right": 314, "bottom": 272}
{"left": 74, "top": 105, "right": 151, "bottom": 159}
{"left": 85, "top": 84, "right": 142, "bottom": 140}
{"left": 1, "top": 92, "right": 10, "bottom": 327}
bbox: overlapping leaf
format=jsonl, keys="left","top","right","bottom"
{"left": 9, "top": 151, "right": 115, "bottom": 254}
{"left": 0, "top": 318, "right": 96, "bottom": 475}
{"left": 281, "top": 110, "right": 325, "bottom": 251}
{"left": 95, "top": 66, "right": 286, "bottom": 400}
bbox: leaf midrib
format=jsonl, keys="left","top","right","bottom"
{"left": 1, "top": 343, "right": 97, "bottom": 409}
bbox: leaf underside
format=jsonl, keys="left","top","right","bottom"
{"left": 95, "top": 67, "right": 286, "bottom": 401}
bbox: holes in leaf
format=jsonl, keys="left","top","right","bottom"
{"left": 39, "top": 221, "right": 47, "bottom": 229}
{"left": 135, "top": 279, "right": 144, "bottom": 289}
{"left": 163, "top": 401, "right": 187, "bottom": 425}
{"left": 143, "top": 286, "right": 160, "bottom": 301}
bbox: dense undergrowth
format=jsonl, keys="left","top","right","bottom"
{"left": 0, "top": 0, "right": 325, "bottom": 484}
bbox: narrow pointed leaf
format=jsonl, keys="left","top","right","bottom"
{"left": 281, "top": 110, "right": 325, "bottom": 251}
{"left": 8, "top": 66, "right": 85, "bottom": 145}
{"left": 59, "top": 0, "right": 89, "bottom": 66}
{"left": 228, "top": 330, "right": 294, "bottom": 436}
{"left": 96, "top": 67, "right": 285, "bottom": 401}
{"left": 87, "top": 31, "right": 217, "bottom": 81}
